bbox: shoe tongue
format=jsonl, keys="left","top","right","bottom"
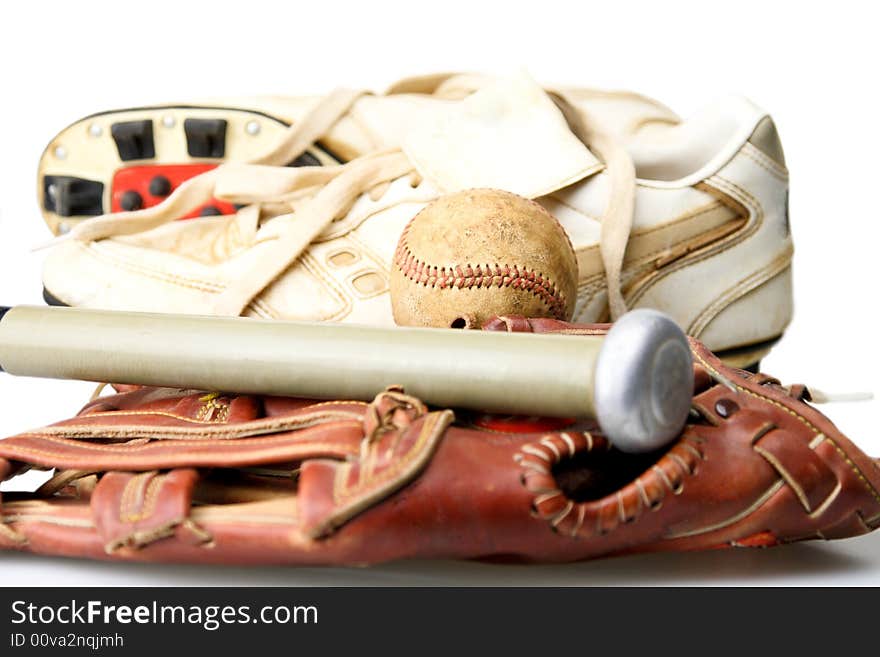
{"left": 402, "top": 73, "right": 603, "bottom": 198}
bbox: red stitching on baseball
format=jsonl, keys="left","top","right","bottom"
{"left": 393, "top": 221, "right": 570, "bottom": 319}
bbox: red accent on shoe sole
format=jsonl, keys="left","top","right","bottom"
{"left": 111, "top": 164, "right": 236, "bottom": 219}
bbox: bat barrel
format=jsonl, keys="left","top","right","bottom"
{"left": 0, "top": 306, "right": 692, "bottom": 451}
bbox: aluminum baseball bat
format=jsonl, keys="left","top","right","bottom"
{"left": 0, "top": 305, "right": 693, "bottom": 452}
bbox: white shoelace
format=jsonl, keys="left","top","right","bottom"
{"left": 53, "top": 80, "right": 637, "bottom": 320}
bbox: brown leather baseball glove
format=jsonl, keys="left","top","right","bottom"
{"left": 0, "top": 317, "right": 877, "bottom": 565}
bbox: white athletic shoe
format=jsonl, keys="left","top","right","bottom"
{"left": 41, "top": 74, "right": 793, "bottom": 367}
{"left": 36, "top": 73, "right": 678, "bottom": 235}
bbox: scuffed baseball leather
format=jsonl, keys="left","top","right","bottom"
{"left": 0, "top": 318, "right": 878, "bottom": 565}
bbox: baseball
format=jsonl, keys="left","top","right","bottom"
{"left": 390, "top": 189, "right": 578, "bottom": 329}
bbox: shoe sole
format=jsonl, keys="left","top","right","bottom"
{"left": 37, "top": 105, "right": 340, "bottom": 235}
{"left": 711, "top": 336, "right": 780, "bottom": 372}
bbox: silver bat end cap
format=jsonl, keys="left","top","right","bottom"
{"left": 594, "top": 309, "right": 693, "bottom": 453}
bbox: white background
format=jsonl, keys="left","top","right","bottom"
{"left": 0, "top": 0, "right": 878, "bottom": 585}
